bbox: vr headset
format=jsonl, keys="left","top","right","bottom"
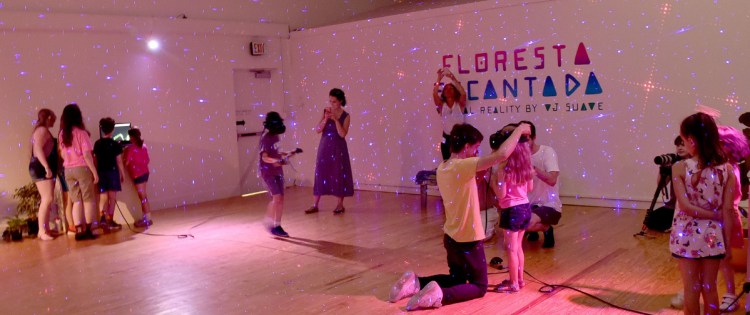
{"left": 263, "top": 111, "right": 286, "bottom": 135}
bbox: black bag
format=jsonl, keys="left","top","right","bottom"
{"left": 643, "top": 206, "right": 674, "bottom": 232}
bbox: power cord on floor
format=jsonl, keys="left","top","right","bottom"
{"left": 487, "top": 257, "right": 652, "bottom": 315}
{"left": 115, "top": 203, "right": 194, "bottom": 239}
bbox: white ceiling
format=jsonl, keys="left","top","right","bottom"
{"left": 0, "top": 0, "right": 488, "bottom": 30}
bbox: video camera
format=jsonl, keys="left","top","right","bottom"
{"left": 654, "top": 153, "right": 682, "bottom": 166}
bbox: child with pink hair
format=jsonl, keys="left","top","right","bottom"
{"left": 490, "top": 123, "right": 534, "bottom": 293}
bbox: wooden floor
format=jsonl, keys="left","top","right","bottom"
{"left": 1, "top": 187, "right": 746, "bottom": 314}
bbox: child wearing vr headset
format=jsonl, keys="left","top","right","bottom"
{"left": 259, "top": 111, "right": 297, "bottom": 237}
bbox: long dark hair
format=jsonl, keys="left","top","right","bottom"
{"left": 60, "top": 104, "right": 88, "bottom": 147}
{"left": 128, "top": 128, "right": 144, "bottom": 148}
{"left": 680, "top": 112, "right": 727, "bottom": 168}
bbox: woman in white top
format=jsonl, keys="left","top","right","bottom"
{"left": 432, "top": 68, "right": 467, "bottom": 160}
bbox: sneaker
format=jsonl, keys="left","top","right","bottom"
{"left": 670, "top": 292, "right": 684, "bottom": 309}
{"left": 389, "top": 271, "right": 419, "bottom": 303}
{"left": 304, "top": 206, "right": 319, "bottom": 214}
{"left": 133, "top": 219, "right": 153, "bottom": 228}
{"left": 270, "top": 226, "right": 289, "bottom": 237}
{"left": 406, "top": 281, "right": 443, "bottom": 311}
{"left": 526, "top": 231, "right": 540, "bottom": 241}
{"left": 720, "top": 292, "right": 738, "bottom": 312}
{"left": 37, "top": 233, "right": 54, "bottom": 241}
{"left": 542, "top": 226, "right": 555, "bottom": 248}
{"left": 333, "top": 206, "right": 345, "bottom": 215}
{"left": 75, "top": 228, "right": 97, "bottom": 241}
{"left": 107, "top": 221, "right": 122, "bottom": 230}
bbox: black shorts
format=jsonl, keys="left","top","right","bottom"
{"left": 29, "top": 157, "right": 57, "bottom": 182}
{"left": 531, "top": 205, "right": 562, "bottom": 225}
{"left": 98, "top": 169, "right": 122, "bottom": 192}
{"left": 133, "top": 173, "right": 149, "bottom": 185}
{"left": 262, "top": 174, "right": 284, "bottom": 196}
{"left": 672, "top": 253, "right": 726, "bottom": 260}
{"left": 499, "top": 203, "right": 531, "bottom": 231}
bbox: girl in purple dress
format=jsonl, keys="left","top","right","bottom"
{"left": 305, "top": 88, "right": 353, "bottom": 215}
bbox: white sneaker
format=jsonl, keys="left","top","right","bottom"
{"left": 389, "top": 271, "right": 419, "bottom": 303}
{"left": 670, "top": 292, "right": 683, "bottom": 309}
{"left": 406, "top": 281, "right": 443, "bottom": 311}
{"left": 720, "top": 293, "right": 738, "bottom": 312}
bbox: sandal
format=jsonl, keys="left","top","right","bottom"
{"left": 494, "top": 281, "right": 519, "bottom": 293}
{"left": 333, "top": 206, "right": 345, "bottom": 215}
{"left": 499, "top": 279, "right": 525, "bottom": 289}
{"left": 720, "top": 293, "right": 738, "bottom": 312}
{"left": 304, "top": 206, "right": 319, "bottom": 214}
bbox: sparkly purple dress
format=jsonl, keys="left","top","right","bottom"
{"left": 313, "top": 111, "right": 354, "bottom": 197}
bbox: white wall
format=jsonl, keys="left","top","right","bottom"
{"left": 0, "top": 11, "right": 288, "bottom": 216}
{"left": 286, "top": 0, "right": 750, "bottom": 208}
{"left": 2, "top": 1, "right": 747, "bottom": 216}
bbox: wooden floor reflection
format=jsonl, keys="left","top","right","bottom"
{"left": 1, "top": 187, "right": 744, "bottom": 314}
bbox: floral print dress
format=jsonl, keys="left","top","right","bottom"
{"left": 669, "top": 159, "right": 731, "bottom": 258}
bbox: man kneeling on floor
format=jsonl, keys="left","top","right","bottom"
{"left": 389, "top": 122, "right": 530, "bottom": 311}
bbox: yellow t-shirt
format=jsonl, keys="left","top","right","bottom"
{"left": 437, "top": 157, "right": 485, "bottom": 242}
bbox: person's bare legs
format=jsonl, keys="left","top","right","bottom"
{"left": 265, "top": 194, "right": 283, "bottom": 226}
{"left": 699, "top": 259, "right": 721, "bottom": 315}
{"left": 516, "top": 231, "right": 525, "bottom": 286}
{"left": 677, "top": 258, "right": 721, "bottom": 315}
{"left": 34, "top": 179, "right": 55, "bottom": 239}
{"left": 677, "top": 258, "right": 701, "bottom": 315}
{"left": 135, "top": 182, "right": 151, "bottom": 220}
{"left": 719, "top": 257, "right": 737, "bottom": 307}
{"left": 503, "top": 229, "right": 522, "bottom": 288}
{"left": 62, "top": 191, "right": 74, "bottom": 232}
{"left": 336, "top": 196, "right": 344, "bottom": 209}
{"left": 313, "top": 195, "right": 321, "bottom": 208}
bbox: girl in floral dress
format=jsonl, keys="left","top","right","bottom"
{"left": 669, "top": 112, "right": 738, "bottom": 315}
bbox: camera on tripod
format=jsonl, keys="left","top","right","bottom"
{"left": 653, "top": 153, "right": 682, "bottom": 166}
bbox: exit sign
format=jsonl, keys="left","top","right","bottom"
{"left": 250, "top": 42, "right": 265, "bottom": 56}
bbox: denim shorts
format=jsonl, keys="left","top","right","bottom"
{"left": 499, "top": 203, "right": 531, "bottom": 231}
{"left": 262, "top": 174, "right": 284, "bottom": 196}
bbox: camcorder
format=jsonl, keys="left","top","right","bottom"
{"left": 654, "top": 153, "right": 683, "bottom": 176}
{"left": 654, "top": 153, "right": 682, "bottom": 166}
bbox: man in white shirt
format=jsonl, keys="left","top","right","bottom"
{"left": 520, "top": 121, "right": 561, "bottom": 248}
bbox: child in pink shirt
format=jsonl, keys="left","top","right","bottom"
{"left": 58, "top": 104, "right": 99, "bottom": 240}
{"left": 490, "top": 123, "right": 534, "bottom": 293}
{"left": 123, "top": 128, "right": 152, "bottom": 227}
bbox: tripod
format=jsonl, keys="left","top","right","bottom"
{"left": 634, "top": 167, "right": 671, "bottom": 237}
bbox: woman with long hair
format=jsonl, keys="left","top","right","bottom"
{"left": 29, "top": 108, "right": 58, "bottom": 240}
{"left": 58, "top": 104, "right": 99, "bottom": 240}
{"left": 432, "top": 67, "right": 467, "bottom": 161}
